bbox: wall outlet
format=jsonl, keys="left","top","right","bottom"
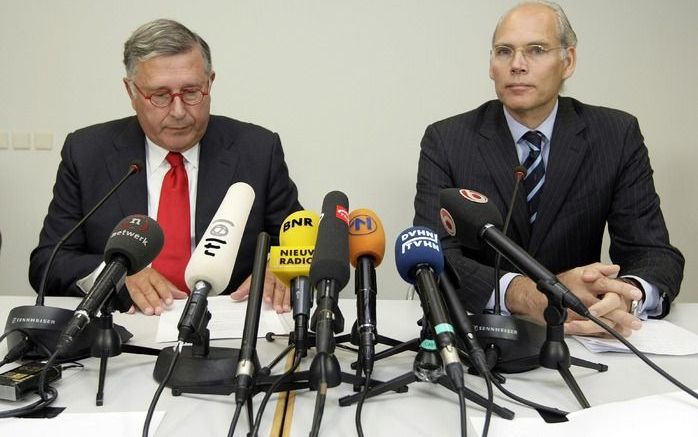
{"left": 33, "top": 132, "right": 53, "bottom": 150}
{"left": 0, "top": 130, "right": 9, "bottom": 149}
{"left": 12, "top": 131, "right": 31, "bottom": 150}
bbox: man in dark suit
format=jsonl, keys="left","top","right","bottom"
{"left": 414, "top": 1, "right": 683, "bottom": 336}
{"left": 29, "top": 19, "right": 301, "bottom": 315}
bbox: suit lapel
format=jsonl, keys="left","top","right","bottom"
{"left": 195, "top": 118, "right": 240, "bottom": 243}
{"left": 528, "top": 97, "right": 588, "bottom": 255}
{"left": 478, "top": 102, "right": 532, "bottom": 247}
{"left": 108, "top": 118, "right": 148, "bottom": 217}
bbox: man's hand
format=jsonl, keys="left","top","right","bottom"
{"left": 125, "top": 267, "right": 188, "bottom": 315}
{"left": 562, "top": 264, "right": 643, "bottom": 337}
{"left": 230, "top": 268, "right": 291, "bottom": 313}
{"left": 505, "top": 262, "right": 643, "bottom": 337}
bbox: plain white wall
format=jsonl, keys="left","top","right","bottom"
{"left": 1, "top": 0, "right": 696, "bottom": 303}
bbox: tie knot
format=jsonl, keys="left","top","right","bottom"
{"left": 522, "top": 130, "right": 543, "bottom": 150}
{"left": 166, "top": 152, "right": 184, "bottom": 168}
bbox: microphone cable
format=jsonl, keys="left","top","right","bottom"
{"left": 355, "top": 370, "right": 371, "bottom": 437}
{"left": 586, "top": 313, "right": 698, "bottom": 400}
{"left": 0, "top": 330, "right": 58, "bottom": 418}
{"left": 481, "top": 371, "right": 495, "bottom": 437}
{"left": 490, "top": 378, "right": 568, "bottom": 420}
{"left": 249, "top": 349, "right": 302, "bottom": 437}
{"left": 142, "top": 341, "right": 183, "bottom": 437}
{"left": 309, "top": 357, "right": 329, "bottom": 437}
{"left": 0, "top": 328, "right": 53, "bottom": 367}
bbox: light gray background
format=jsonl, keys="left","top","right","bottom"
{"left": 1, "top": 1, "right": 696, "bottom": 302}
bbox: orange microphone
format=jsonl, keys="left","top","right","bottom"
{"left": 348, "top": 208, "right": 385, "bottom": 374}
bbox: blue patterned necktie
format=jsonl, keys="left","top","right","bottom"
{"left": 521, "top": 130, "right": 545, "bottom": 225}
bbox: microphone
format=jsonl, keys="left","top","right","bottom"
{"left": 234, "top": 231, "right": 271, "bottom": 404}
{"left": 5, "top": 160, "right": 143, "bottom": 361}
{"left": 268, "top": 210, "right": 320, "bottom": 357}
{"left": 177, "top": 182, "right": 255, "bottom": 342}
{"left": 395, "top": 226, "right": 464, "bottom": 389}
{"left": 439, "top": 266, "right": 489, "bottom": 377}
{"left": 309, "top": 191, "right": 350, "bottom": 389}
{"left": 494, "top": 165, "right": 527, "bottom": 313}
{"left": 439, "top": 188, "right": 589, "bottom": 317}
{"left": 348, "top": 208, "right": 385, "bottom": 375}
{"left": 57, "top": 215, "right": 164, "bottom": 351}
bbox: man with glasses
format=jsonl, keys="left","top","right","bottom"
{"left": 413, "top": 1, "right": 683, "bottom": 336}
{"left": 29, "top": 19, "right": 301, "bottom": 315}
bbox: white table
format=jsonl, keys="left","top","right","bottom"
{"left": 1, "top": 296, "right": 697, "bottom": 436}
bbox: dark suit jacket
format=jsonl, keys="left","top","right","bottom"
{"left": 29, "top": 115, "right": 301, "bottom": 296}
{"left": 414, "top": 97, "right": 684, "bottom": 317}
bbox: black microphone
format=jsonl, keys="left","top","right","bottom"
{"left": 4, "top": 160, "right": 143, "bottom": 361}
{"left": 439, "top": 188, "right": 589, "bottom": 317}
{"left": 494, "top": 165, "right": 527, "bottom": 314}
{"left": 309, "top": 190, "right": 350, "bottom": 389}
{"left": 37, "top": 160, "right": 144, "bottom": 303}
{"left": 56, "top": 215, "right": 164, "bottom": 352}
{"left": 395, "top": 226, "right": 464, "bottom": 390}
{"left": 348, "top": 209, "right": 385, "bottom": 376}
{"left": 439, "top": 266, "right": 489, "bottom": 377}
{"left": 234, "top": 232, "right": 271, "bottom": 404}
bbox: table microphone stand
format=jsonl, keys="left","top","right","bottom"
{"left": 259, "top": 306, "right": 408, "bottom": 395}
{"left": 91, "top": 294, "right": 161, "bottom": 406}
{"left": 338, "top": 321, "right": 515, "bottom": 420}
{"left": 537, "top": 287, "right": 607, "bottom": 409}
{"left": 152, "top": 305, "right": 257, "bottom": 397}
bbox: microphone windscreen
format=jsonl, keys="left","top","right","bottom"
{"left": 105, "top": 215, "right": 164, "bottom": 274}
{"left": 394, "top": 226, "right": 444, "bottom": 284}
{"left": 129, "top": 159, "right": 145, "bottom": 174}
{"left": 348, "top": 208, "right": 385, "bottom": 267}
{"left": 309, "top": 190, "right": 350, "bottom": 289}
{"left": 269, "top": 210, "right": 320, "bottom": 287}
{"left": 185, "top": 182, "right": 255, "bottom": 293}
{"left": 279, "top": 210, "right": 320, "bottom": 246}
{"left": 439, "top": 188, "right": 504, "bottom": 249}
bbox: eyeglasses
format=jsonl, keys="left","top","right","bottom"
{"left": 491, "top": 44, "right": 566, "bottom": 63}
{"left": 130, "top": 81, "right": 210, "bottom": 108}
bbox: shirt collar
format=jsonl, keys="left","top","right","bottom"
{"left": 145, "top": 137, "right": 200, "bottom": 175}
{"left": 503, "top": 99, "right": 559, "bottom": 143}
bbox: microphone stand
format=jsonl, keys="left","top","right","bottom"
{"left": 338, "top": 319, "right": 515, "bottom": 421}
{"left": 259, "top": 305, "right": 405, "bottom": 395}
{"left": 536, "top": 280, "right": 607, "bottom": 409}
{"left": 91, "top": 292, "right": 161, "bottom": 406}
{"left": 152, "top": 297, "right": 257, "bottom": 397}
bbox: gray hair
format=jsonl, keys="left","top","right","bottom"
{"left": 493, "top": 1, "right": 578, "bottom": 51}
{"left": 123, "top": 19, "right": 212, "bottom": 78}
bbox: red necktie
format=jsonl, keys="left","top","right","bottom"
{"left": 152, "top": 152, "right": 191, "bottom": 292}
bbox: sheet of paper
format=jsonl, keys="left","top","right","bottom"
{"left": 155, "top": 295, "right": 289, "bottom": 343}
{"left": 0, "top": 411, "right": 165, "bottom": 436}
{"left": 470, "top": 389, "right": 698, "bottom": 437}
{"left": 573, "top": 319, "right": 698, "bottom": 355}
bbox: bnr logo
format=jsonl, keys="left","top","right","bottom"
{"left": 349, "top": 215, "right": 376, "bottom": 235}
{"left": 282, "top": 217, "right": 314, "bottom": 232}
{"left": 459, "top": 189, "right": 488, "bottom": 204}
{"left": 440, "top": 208, "right": 456, "bottom": 236}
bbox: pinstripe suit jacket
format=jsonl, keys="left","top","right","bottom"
{"left": 413, "top": 97, "right": 683, "bottom": 317}
{"left": 29, "top": 115, "right": 301, "bottom": 297}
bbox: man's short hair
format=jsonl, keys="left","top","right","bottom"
{"left": 123, "top": 18, "right": 212, "bottom": 78}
